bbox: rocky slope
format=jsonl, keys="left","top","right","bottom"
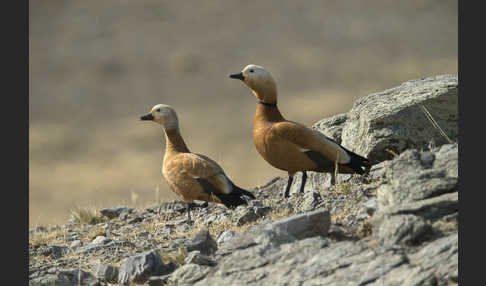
{"left": 29, "top": 74, "right": 458, "bottom": 286}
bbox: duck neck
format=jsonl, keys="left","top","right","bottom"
{"left": 164, "top": 128, "right": 190, "bottom": 154}
{"left": 254, "top": 101, "right": 284, "bottom": 123}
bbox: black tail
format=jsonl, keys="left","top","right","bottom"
{"left": 342, "top": 149, "right": 371, "bottom": 175}
{"left": 216, "top": 183, "right": 256, "bottom": 209}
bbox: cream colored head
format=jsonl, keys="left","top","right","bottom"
{"left": 140, "top": 104, "right": 179, "bottom": 130}
{"left": 229, "top": 64, "right": 278, "bottom": 104}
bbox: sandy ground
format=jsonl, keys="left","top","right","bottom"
{"left": 29, "top": 0, "right": 457, "bottom": 226}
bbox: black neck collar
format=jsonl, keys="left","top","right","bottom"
{"left": 258, "top": 101, "right": 277, "bottom": 107}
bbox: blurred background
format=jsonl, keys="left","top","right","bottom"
{"left": 29, "top": 0, "right": 457, "bottom": 227}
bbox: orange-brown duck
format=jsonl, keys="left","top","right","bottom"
{"left": 229, "top": 65, "right": 370, "bottom": 197}
{"left": 140, "top": 104, "right": 255, "bottom": 222}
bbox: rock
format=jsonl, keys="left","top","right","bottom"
{"left": 216, "top": 230, "right": 236, "bottom": 245}
{"left": 69, "top": 240, "right": 82, "bottom": 249}
{"left": 249, "top": 200, "right": 272, "bottom": 217}
{"left": 409, "top": 233, "right": 458, "bottom": 283}
{"left": 311, "top": 113, "right": 347, "bottom": 144}
{"left": 186, "top": 228, "right": 218, "bottom": 256}
{"left": 30, "top": 269, "right": 100, "bottom": 286}
{"left": 297, "top": 190, "right": 322, "bottom": 212}
{"left": 100, "top": 206, "right": 133, "bottom": 219}
{"left": 231, "top": 205, "right": 259, "bottom": 226}
{"left": 184, "top": 251, "right": 217, "bottom": 266}
{"left": 376, "top": 214, "right": 431, "bottom": 246}
{"left": 40, "top": 245, "right": 67, "bottom": 258}
{"left": 29, "top": 226, "right": 46, "bottom": 234}
{"left": 127, "top": 216, "right": 144, "bottom": 224}
{"left": 264, "top": 209, "right": 331, "bottom": 240}
{"left": 254, "top": 228, "right": 296, "bottom": 250}
{"left": 338, "top": 74, "right": 457, "bottom": 164}
{"left": 372, "top": 144, "right": 458, "bottom": 244}
{"left": 118, "top": 250, "right": 171, "bottom": 285}
{"left": 363, "top": 198, "right": 378, "bottom": 215}
{"left": 167, "top": 264, "right": 211, "bottom": 285}
{"left": 147, "top": 274, "right": 170, "bottom": 286}
{"left": 92, "top": 260, "right": 118, "bottom": 284}
{"left": 29, "top": 274, "right": 72, "bottom": 286}
{"left": 91, "top": 236, "right": 111, "bottom": 245}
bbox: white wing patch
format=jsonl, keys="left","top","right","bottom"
{"left": 322, "top": 137, "right": 351, "bottom": 164}
{"left": 217, "top": 173, "right": 232, "bottom": 194}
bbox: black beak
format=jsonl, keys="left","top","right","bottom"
{"left": 140, "top": 113, "right": 154, "bottom": 121}
{"left": 229, "top": 72, "right": 245, "bottom": 81}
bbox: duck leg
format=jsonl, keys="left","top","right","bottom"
{"left": 186, "top": 202, "right": 195, "bottom": 224}
{"left": 299, "top": 171, "right": 307, "bottom": 194}
{"left": 284, "top": 175, "right": 294, "bottom": 198}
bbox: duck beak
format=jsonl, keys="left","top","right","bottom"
{"left": 229, "top": 72, "right": 245, "bottom": 81}
{"left": 140, "top": 113, "right": 154, "bottom": 121}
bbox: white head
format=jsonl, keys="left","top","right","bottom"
{"left": 229, "top": 64, "right": 277, "bottom": 104}
{"left": 140, "top": 104, "right": 179, "bottom": 130}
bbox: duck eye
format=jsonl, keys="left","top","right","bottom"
{"left": 249, "top": 69, "right": 254, "bottom": 73}
{"left": 156, "top": 108, "right": 161, "bottom": 112}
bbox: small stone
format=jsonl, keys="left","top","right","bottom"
{"left": 231, "top": 205, "right": 258, "bottom": 226}
{"left": 29, "top": 226, "right": 46, "bottom": 234}
{"left": 69, "top": 240, "right": 82, "bottom": 249}
{"left": 147, "top": 274, "right": 170, "bottom": 286}
{"left": 100, "top": 206, "right": 133, "bottom": 219}
{"left": 91, "top": 236, "right": 111, "bottom": 245}
{"left": 186, "top": 228, "right": 218, "bottom": 256}
{"left": 184, "top": 250, "right": 217, "bottom": 266}
{"left": 119, "top": 210, "right": 130, "bottom": 220}
{"left": 127, "top": 216, "right": 143, "bottom": 224}
{"left": 40, "top": 245, "right": 67, "bottom": 258}
{"left": 363, "top": 198, "right": 378, "bottom": 215}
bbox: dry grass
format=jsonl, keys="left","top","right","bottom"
{"left": 159, "top": 247, "right": 188, "bottom": 266}
{"left": 30, "top": 228, "right": 69, "bottom": 246}
{"left": 355, "top": 218, "right": 373, "bottom": 239}
{"left": 269, "top": 207, "right": 294, "bottom": 221}
{"left": 335, "top": 183, "right": 352, "bottom": 195}
{"left": 432, "top": 219, "right": 457, "bottom": 234}
{"left": 70, "top": 207, "right": 106, "bottom": 225}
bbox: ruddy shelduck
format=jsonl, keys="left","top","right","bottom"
{"left": 140, "top": 104, "right": 255, "bottom": 222}
{"left": 229, "top": 65, "right": 371, "bottom": 197}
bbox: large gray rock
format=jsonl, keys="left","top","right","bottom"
{"left": 265, "top": 209, "right": 331, "bottom": 240}
{"left": 311, "top": 113, "right": 347, "bottom": 144}
{"left": 372, "top": 144, "right": 458, "bottom": 245}
{"left": 340, "top": 74, "right": 458, "bottom": 163}
{"left": 118, "top": 250, "right": 170, "bottom": 285}
{"left": 371, "top": 144, "right": 458, "bottom": 246}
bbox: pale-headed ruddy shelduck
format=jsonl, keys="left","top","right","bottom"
{"left": 140, "top": 104, "right": 255, "bottom": 222}
{"left": 229, "top": 65, "right": 371, "bottom": 198}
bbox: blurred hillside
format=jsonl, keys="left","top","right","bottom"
{"left": 29, "top": 0, "right": 457, "bottom": 226}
